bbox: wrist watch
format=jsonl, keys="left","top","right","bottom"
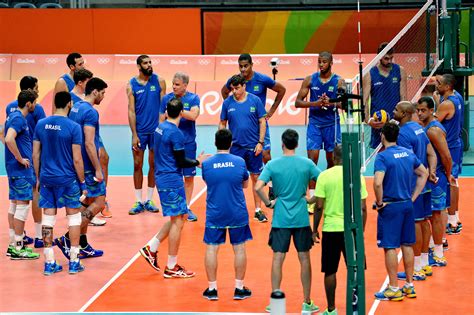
{"left": 258, "top": 141, "right": 264, "bottom": 145}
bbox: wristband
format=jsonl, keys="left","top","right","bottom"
{"left": 265, "top": 201, "right": 272, "bottom": 207}
{"left": 80, "top": 181, "right": 87, "bottom": 192}
{"left": 258, "top": 141, "right": 264, "bottom": 145}
{"left": 376, "top": 202, "right": 383, "bottom": 208}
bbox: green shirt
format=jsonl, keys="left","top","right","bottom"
{"left": 259, "top": 155, "right": 320, "bottom": 228}
{"left": 315, "top": 165, "right": 368, "bottom": 232}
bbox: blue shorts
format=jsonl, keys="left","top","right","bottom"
{"left": 263, "top": 122, "right": 271, "bottom": 151}
{"left": 413, "top": 191, "right": 432, "bottom": 220}
{"left": 136, "top": 133, "right": 155, "bottom": 151}
{"left": 158, "top": 186, "right": 188, "bottom": 217}
{"left": 84, "top": 171, "right": 106, "bottom": 198}
{"left": 230, "top": 145, "right": 263, "bottom": 174}
{"left": 98, "top": 136, "right": 105, "bottom": 149}
{"left": 377, "top": 200, "right": 415, "bottom": 248}
{"left": 449, "top": 146, "right": 462, "bottom": 178}
{"left": 8, "top": 176, "right": 36, "bottom": 201}
{"left": 183, "top": 142, "right": 197, "bottom": 177}
{"left": 370, "top": 128, "right": 382, "bottom": 149}
{"left": 431, "top": 173, "right": 448, "bottom": 211}
{"left": 203, "top": 225, "right": 253, "bottom": 245}
{"left": 39, "top": 181, "right": 82, "bottom": 209}
{"left": 306, "top": 123, "right": 341, "bottom": 152}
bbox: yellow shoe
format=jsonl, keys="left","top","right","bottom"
{"left": 422, "top": 265, "right": 433, "bottom": 276}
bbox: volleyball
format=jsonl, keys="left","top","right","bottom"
{"left": 373, "top": 110, "right": 390, "bottom": 123}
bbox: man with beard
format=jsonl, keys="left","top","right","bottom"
{"left": 127, "top": 55, "right": 166, "bottom": 215}
{"left": 295, "top": 51, "right": 345, "bottom": 214}
{"left": 363, "top": 42, "right": 407, "bottom": 149}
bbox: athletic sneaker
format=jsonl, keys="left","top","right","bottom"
{"left": 457, "top": 221, "right": 463, "bottom": 231}
{"left": 401, "top": 284, "right": 416, "bottom": 298}
{"left": 143, "top": 200, "right": 159, "bottom": 213}
{"left": 6, "top": 245, "right": 33, "bottom": 257}
{"left": 79, "top": 244, "right": 104, "bottom": 259}
{"left": 163, "top": 264, "right": 195, "bottom": 278}
{"left": 446, "top": 223, "right": 460, "bottom": 235}
{"left": 423, "top": 265, "right": 433, "bottom": 276}
{"left": 374, "top": 287, "right": 404, "bottom": 301}
{"left": 129, "top": 201, "right": 145, "bottom": 215}
{"left": 44, "top": 261, "right": 63, "bottom": 276}
{"left": 23, "top": 233, "right": 34, "bottom": 245}
{"left": 234, "top": 286, "right": 252, "bottom": 300}
{"left": 54, "top": 235, "right": 71, "bottom": 259}
{"left": 202, "top": 288, "right": 218, "bottom": 301}
{"left": 254, "top": 210, "right": 268, "bottom": 223}
{"left": 268, "top": 187, "right": 276, "bottom": 201}
{"left": 307, "top": 203, "right": 315, "bottom": 215}
{"left": 430, "top": 255, "right": 447, "bottom": 267}
{"left": 301, "top": 300, "right": 319, "bottom": 313}
{"left": 10, "top": 247, "right": 40, "bottom": 260}
{"left": 397, "top": 270, "right": 426, "bottom": 281}
{"left": 34, "top": 238, "right": 44, "bottom": 248}
{"left": 101, "top": 201, "right": 112, "bottom": 218}
{"left": 187, "top": 209, "right": 198, "bottom": 222}
{"left": 321, "top": 309, "right": 338, "bottom": 315}
{"left": 139, "top": 245, "right": 160, "bottom": 271}
{"left": 89, "top": 216, "right": 106, "bottom": 226}
{"left": 443, "top": 238, "right": 449, "bottom": 251}
{"left": 69, "top": 260, "right": 85, "bottom": 274}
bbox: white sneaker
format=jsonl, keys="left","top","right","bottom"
{"left": 89, "top": 216, "right": 106, "bottom": 226}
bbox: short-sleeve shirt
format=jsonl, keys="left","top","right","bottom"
{"left": 202, "top": 153, "right": 249, "bottom": 228}
{"left": 308, "top": 72, "right": 341, "bottom": 127}
{"left": 154, "top": 120, "right": 185, "bottom": 189}
{"left": 6, "top": 100, "right": 46, "bottom": 138}
{"left": 220, "top": 93, "right": 266, "bottom": 149}
{"left": 226, "top": 71, "right": 275, "bottom": 107}
{"left": 374, "top": 145, "right": 421, "bottom": 202}
{"left": 4, "top": 111, "right": 33, "bottom": 178}
{"left": 161, "top": 91, "right": 200, "bottom": 144}
{"left": 259, "top": 155, "right": 320, "bottom": 228}
{"left": 315, "top": 165, "right": 368, "bottom": 232}
{"left": 130, "top": 74, "right": 161, "bottom": 134}
{"left": 34, "top": 116, "right": 82, "bottom": 186}
{"left": 68, "top": 101, "right": 100, "bottom": 172}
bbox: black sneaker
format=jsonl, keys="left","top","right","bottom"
{"left": 234, "top": 286, "right": 252, "bottom": 300}
{"left": 203, "top": 288, "right": 218, "bottom": 301}
{"left": 268, "top": 187, "right": 275, "bottom": 201}
{"left": 254, "top": 210, "right": 268, "bottom": 223}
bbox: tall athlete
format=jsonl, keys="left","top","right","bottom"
{"left": 33, "top": 92, "right": 87, "bottom": 275}
{"left": 127, "top": 54, "right": 165, "bottom": 215}
{"left": 295, "top": 51, "right": 345, "bottom": 214}
{"left": 160, "top": 72, "right": 200, "bottom": 222}
{"left": 363, "top": 42, "right": 407, "bottom": 149}
{"left": 53, "top": 53, "right": 85, "bottom": 109}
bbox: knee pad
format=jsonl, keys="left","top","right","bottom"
{"left": 13, "top": 204, "right": 30, "bottom": 222}
{"left": 42, "top": 214, "right": 56, "bottom": 227}
{"left": 68, "top": 212, "right": 82, "bottom": 227}
{"left": 8, "top": 202, "right": 16, "bottom": 215}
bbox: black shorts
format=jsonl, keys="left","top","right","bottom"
{"left": 268, "top": 226, "right": 313, "bottom": 253}
{"left": 321, "top": 231, "right": 347, "bottom": 274}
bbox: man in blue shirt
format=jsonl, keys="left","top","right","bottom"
{"left": 219, "top": 75, "right": 267, "bottom": 223}
{"left": 127, "top": 54, "right": 166, "bottom": 215}
{"left": 140, "top": 98, "right": 209, "bottom": 278}
{"left": 3, "top": 76, "right": 46, "bottom": 249}
{"left": 221, "top": 54, "right": 286, "bottom": 200}
{"left": 201, "top": 128, "right": 252, "bottom": 301}
{"left": 33, "top": 91, "right": 88, "bottom": 275}
{"left": 70, "top": 69, "right": 93, "bottom": 105}
{"left": 373, "top": 123, "right": 427, "bottom": 301}
{"left": 160, "top": 72, "right": 200, "bottom": 222}
{"left": 255, "top": 129, "right": 320, "bottom": 313}
{"left": 4, "top": 90, "right": 40, "bottom": 260}
{"left": 53, "top": 52, "right": 85, "bottom": 113}
{"left": 363, "top": 43, "right": 407, "bottom": 149}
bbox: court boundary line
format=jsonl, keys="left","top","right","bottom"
{"left": 78, "top": 185, "right": 208, "bottom": 313}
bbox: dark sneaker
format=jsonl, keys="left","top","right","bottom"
{"left": 268, "top": 187, "right": 276, "bottom": 200}
{"left": 79, "top": 244, "right": 104, "bottom": 259}
{"left": 254, "top": 210, "right": 268, "bottom": 223}
{"left": 44, "top": 261, "right": 63, "bottom": 276}
{"left": 139, "top": 245, "right": 160, "bottom": 271}
{"left": 163, "top": 264, "right": 195, "bottom": 278}
{"left": 234, "top": 286, "right": 252, "bottom": 300}
{"left": 69, "top": 260, "right": 85, "bottom": 274}
{"left": 23, "top": 233, "right": 34, "bottom": 245}
{"left": 443, "top": 238, "right": 449, "bottom": 251}
{"left": 143, "top": 200, "right": 160, "bottom": 213}
{"left": 129, "top": 201, "right": 145, "bottom": 215}
{"left": 34, "top": 238, "right": 44, "bottom": 248}
{"left": 203, "top": 288, "right": 219, "bottom": 301}
{"left": 187, "top": 209, "right": 198, "bottom": 222}
{"left": 446, "top": 223, "right": 460, "bottom": 235}
{"left": 54, "top": 235, "right": 71, "bottom": 259}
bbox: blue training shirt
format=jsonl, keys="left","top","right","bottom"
{"left": 369, "top": 64, "right": 401, "bottom": 116}
{"left": 161, "top": 91, "right": 200, "bottom": 144}
{"left": 70, "top": 92, "right": 83, "bottom": 105}
{"left": 226, "top": 71, "right": 275, "bottom": 107}
{"left": 308, "top": 72, "right": 341, "bottom": 127}
{"left": 154, "top": 120, "right": 185, "bottom": 189}
{"left": 220, "top": 93, "right": 266, "bottom": 149}
{"left": 374, "top": 145, "right": 421, "bottom": 202}
{"left": 34, "top": 116, "right": 82, "bottom": 186}
{"left": 440, "top": 94, "right": 462, "bottom": 150}
{"left": 68, "top": 100, "right": 101, "bottom": 173}
{"left": 6, "top": 100, "right": 46, "bottom": 138}
{"left": 425, "top": 120, "right": 447, "bottom": 176}
{"left": 61, "top": 73, "right": 75, "bottom": 92}
{"left": 202, "top": 153, "right": 249, "bottom": 228}
{"left": 130, "top": 73, "right": 161, "bottom": 134}
{"left": 4, "top": 111, "right": 34, "bottom": 178}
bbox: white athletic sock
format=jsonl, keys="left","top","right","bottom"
{"left": 35, "top": 223, "right": 42, "bottom": 239}
{"left": 167, "top": 255, "right": 177, "bottom": 269}
{"left": 9, "top": 229, "right": 15, "bottom": 244}
{"left": 309, "top": 189, "right": 315, "bottom": 197}
{"left": 389, "top": 285, "right": 399, "bottom": 291}
{"left": 448, "top": 214, "right": 457, "bottom": 226}
{"left": 70, "top": 246, "right": 80, "bottom": 262}
{"left": 44, "top": 247, "right": 55, "bottom": 262}
{"left": 429, "top": 235, "right": 435, "bottom": 248}
{"left": 420, "top": 253, "right": 429, "bottom": 268}
{"left": 405, "top": 282, "right": 414, "bottom": 287}
{"left": 208, "top": 281, "right": 217, "bottom": 290}
{"left": 135, "top": 189, "right": 143, "bottom": 203}
{"left": 149, "top": 237, "right": 160, "bottom": 253}
{"left": 235, "top": 279, "right": 244, "bottom": 290}
{"left": 414, "top": 255, "right": 422, "bottom": 272}
{"left": 255, "top": 207, "right": 261, "bottom": 213}
{"left": 146, "top": 187, "right": 154, "bottom": 202}
{"left": 455, "top": 210, "right": 460, "bottom": 222}
{"left": 434, "top": 245, "right": 443, "bottom": 258}
{"left": 14, "top": 234, "right": 23, "bottom": 250}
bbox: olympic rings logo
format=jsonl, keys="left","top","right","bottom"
{"left": 152, "top": 59, "right": 160, "bottom": 64}
{"left": 0, "top": 58, "right": 6, "bottom": 64}
{"left": 96, "top": 58, "right": 110, "bottom": 64}
{"left": 45, "top": 58, "right": 58, "bottom": 64}
{"left": 198, "top": 59, "right": 211, "bottom": 66}
{"left": 300, "top": 59, "right": 313, "bottom": 66}
{"left": 253, "top": 60, "right": 262, "bottom": 65}
{"left": 405, "top": 57, "right": 418, "bottom": 63}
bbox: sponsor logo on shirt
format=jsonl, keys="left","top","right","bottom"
{"left": 393, "top": 152, "right": 409, "bottom": 159}
{"left": 45, "top": 124, "right": 61, "bottom": 131}
{"left": 156, "top": 127, "right": 163, "bottom": 135}
{"left": 150, "top": 85, "right": 156, "bottom": 92}
{"left": 183, "top": 102, "right": 190, "bottom": 109}
{"left": 228, "top": 108, "right": 236, "bottom": 113}
{"left": 213, "top": 162, "right": 235, "bottom": 169}
{"left": 311, "top": 86, "right": 320, "bottom": 90}
{"left": 136, "top": 89, "right": 145, "bottom": 95}
{"left": 253, "top": 85, "right": 260, "bottom": 92}
{"left": 392, "top": 77, "right": 398, "bottom": 83}
{"left": 328, "top": 86, "right": 335, "bottom": 92}
{"left": 414, "top": 128, "right": 424, "bottom": 135}
{"left": 70, "top": 107, "right": 79, "bottom": 113}
{"left": 250, "top": 107, "right": 256, "bottom": 113}
{"left": 374, "top": 82, "right": 383, "bottom": 86}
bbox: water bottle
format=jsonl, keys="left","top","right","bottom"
{"left": 270, "top": 290, "right": 285, "bottom": 315}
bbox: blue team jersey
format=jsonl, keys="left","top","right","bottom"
{"left": 454, "top": 90, "right": 464, "bottom": 133}
{"left": 130, "top": 74, "right": 161, "bottom": 134}
{"left": 70, "top": 92, "right": 83, "bottom": 105}
{"left": 154, "top": 120, "right": 185, "bottom": 189}
{"left": 425, "top": 120, "right": 447, "bottom": 176}
{"left": 226, "top": 71, "right": 275, "bottom": 107}
{"left": 161, "top": 92, "right": 200, "bottom": 144}
{"left": 4, "top": 111, "right": 33, "bottom": 178}
{"left": 374, "top": 145, "right": 421, "bottom": 202}
{"left": 68, "top": 101, "right": 101, "bottom": 172}
{"left": 220, "top": 93, "right": 266, "bottom": 149}
{"left": 202, "top": 153, "right": 249, "bottom": 228}
{"left": 61, "top": 73, "right": 75, "bottom": 92}
{"left": 369, "top": 64, "right": 401, "bottom": 116}
{"left": 6, "top": 100, "right": 46, "bottom": 138}
{"left": 308, "top": 72, "right": 341, "bottom": 127}
{"left": 33, "top": 116, "right": 82, "bottom": 186}
{"left": 440, "top": 94, "right": 462, "bottom": 149}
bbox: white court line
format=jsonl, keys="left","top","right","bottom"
{"left": 78, "top": 185, "right": 208, "bottom": 313}
{"left": 367, "top": 250, "right": 403, "bottom": 315}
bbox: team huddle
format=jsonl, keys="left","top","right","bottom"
{"left": 2, "top": 47, "right": 465, "bottom": 314}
